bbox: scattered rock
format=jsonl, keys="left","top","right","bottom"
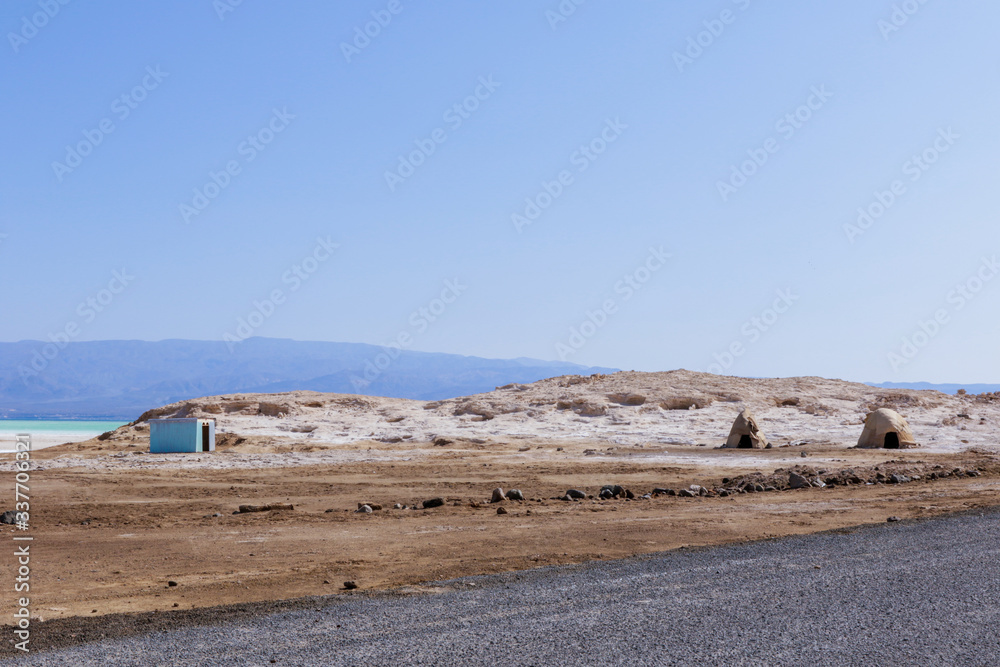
{"left": 624, "top": 489, "right": 635, "bottom": 499}
{"left": 237, "top": 503, "right": 294, "bottom": 513}
{"left": 506, "top": 489, "right": 524, "bottom": 501}
{"left": 608, "top": 393, "right": 647, "bottom": 406}
{"left": 422, "top": 498, "right": 445, "bottom": 509}
{"left": 601, "top": 485, "right": 626, "bottom": 498}
{"left": 889, "top": 474, "right": 911, "bottom": 484}
{"left": 355, "top": 505, "right": 373, "bottom": 514}
{"left": 0, "top": 511, "right": 18, "bottom": 525}
{"left": 811, "top": 478, "right": 826, "bottom": 488}
{"left": 678, "top": 489, "right": 696, "bottom": 498}
{"left": 887, "top": 516, "right": 901, "bottom": 522}
{"left": 490, "top": 488, "right": 506, "bottom": 503}
{"left": 566, "top": 489, "right": 586, "bottom": 499}
{"left": 789, "top": 473, "right": 811, "bottom": 489}
{"left": 599, "top": 489, "right": 615, "bottom": 500}
{"left": 343, "top": 581, "right": 358, "bottom": 590}
{"left": 496, "top": 507, "right": 508, "bottom": 515}
{"left": 800, "top": 452, "right": 809, "bottom": 458}
{"left": 432, "top": 437, "right": 452, "bottom": 447}
{"left": 393, "top": 503, "right": 403, "bottom": 510}
{"left": 167, "top": 581, "right": 178, "bottom": 587}
{"left": 651, "top": 488, "right": 669, "bottom": 495}
{"left": 358, "top": 503, "right": 382, "bottom": 511}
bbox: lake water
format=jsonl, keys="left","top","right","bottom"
{"left": 0, "top": 420, "right": 128, "bottom": 452}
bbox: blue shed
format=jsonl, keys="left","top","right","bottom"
{"left": 149, "top": 418, "right": 216, "bottom": 453}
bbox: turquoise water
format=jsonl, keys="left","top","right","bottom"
{"left": 0, "top": 420, "right": 127, "bottom": 436}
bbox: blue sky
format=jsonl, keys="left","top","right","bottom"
{"left": 1, "top": 1, "right": 997, "bottom": 383}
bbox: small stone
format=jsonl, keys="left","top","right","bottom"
{"left": 811, "top": 479, "right": 826, "bottom": 488}
{"left": 505, "top": 489, "right": 524, "bottom": 501}
{"left": 566, "top": 489, "right": 586, "bottom": 499}
{"left": 355, "top": 505, "right": 373, "bottom": 514}
{"left": 490, "top": 488, "right": 506, "bottom": 503}
{"left": 624, "top": 489, "right": 635, "bottom": 499}
{"left": 496, "top": 507, "right": 508, "bottom": 515}
{"left": 343, "top": 581, "right": 358, "bottom": 590}
{"left": 393, "top": 503, "right": 403, "bottom": 510}
{"left": 678, "top": 489, "right": 696, "bottom": 498}
{"left": 887, "top": 516, "right": 901, "bottom": 522}
{"left": 167, "top": 581, "right": 178, "bottom": 587}
{"left": 599, "top": 489, "right": 615, "bottom": 500}
{"left": 789, "top": 473, "right": 811, "bottom": 489}
{"left": 652, "top": 488, "right": 669, "bottom": 495}
{"left": 422, "top": 498, "right": 445, "bottom": 509}
{"left": 800, "top": 452, "right": 809, "bottom": 458}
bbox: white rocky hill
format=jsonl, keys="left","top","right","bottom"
{"left": 102, "top": 370, "right": 998, "bottom": 454}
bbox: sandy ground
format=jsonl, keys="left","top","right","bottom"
{"left": 2, "top": 370, "right": 998, "bottom": 651}
{"left": 5, "top": 439, "right": 999, "bottom": 627}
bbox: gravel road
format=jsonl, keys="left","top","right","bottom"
{"left": 12, "top": 508, "right": 1000, "bottom": 666}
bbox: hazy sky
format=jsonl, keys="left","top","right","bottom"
{"left": 2, "top": 1, "right": 998, "bottom": 383}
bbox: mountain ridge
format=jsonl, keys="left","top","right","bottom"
{"left": 0, "top": 337, "right": 617, "bottom": 419}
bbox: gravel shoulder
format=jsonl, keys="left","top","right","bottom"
{"left": 8, "top": 506, "right": 1000, "bottom": 666}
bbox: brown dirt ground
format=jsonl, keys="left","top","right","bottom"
{"left": 5, "top": 441, "right": 1000, "bottom": 625}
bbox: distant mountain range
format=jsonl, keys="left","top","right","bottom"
{"left": 0, "top": 338, "right": 617, "bottom": 420}
{"left": 867, "top": 381, "right": 1000, "bottom": 395}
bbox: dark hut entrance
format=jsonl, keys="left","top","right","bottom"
{"left": 883, "top": 432, "right": 900, "bottom": 449}
{"left": 738, "top": 434, "right": 753, "bottom": 448}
